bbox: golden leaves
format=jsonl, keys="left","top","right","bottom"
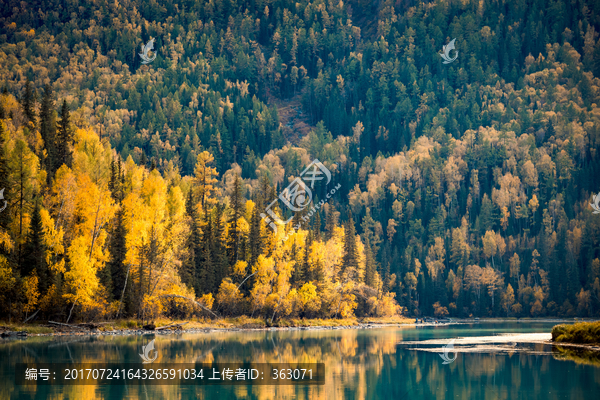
{"left": 0, "top": 256, "right": 16, "bottom": 297}
{"left": 426, "top": 237, "right": 446, "bottom": 281}
{"left": 64, "top": 236, "right": 100, "bottom": 307}
{"left": 233, "top": 260, "right": 248, "bottom": 278}
{"left": 217, "top": 278, "right": 244, "bottom": 315}
{"left": 194, "top": 150, "right": 220, "bottom": 210}
{"left": 22, "top": 273, "right": 39, "bottom": 314}
{"left": 40, "top": 208, "right": 65, "bottom": 273}
{"left": 200, "top": 293, "right": 215, "bottom": 309}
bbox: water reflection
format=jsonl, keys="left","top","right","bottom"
{"left": 552, "top": 345, "right": 600, "bottom": 367}
{"left": 1, "top": 323, "right": 599, "bottom": 399}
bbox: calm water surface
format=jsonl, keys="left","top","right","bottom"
{"left": 1, "top": 321, "right": 599, "bottom": 399}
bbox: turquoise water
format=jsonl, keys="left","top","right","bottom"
{"left": 1, "top": 321, "right": 599, "bottom": 399}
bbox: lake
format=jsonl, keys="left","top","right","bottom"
{"left": 1, "top": 321, "right": 599, "bottom": 399}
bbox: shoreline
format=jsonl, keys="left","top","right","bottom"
{"left": 0, "top": 316, "right": 416, "bottom": 338}
{"left": 1, "top": 317, "right": 597, "bottom": 340}
{"left": 2, "top": 321, "right": 426, "bottom": 338}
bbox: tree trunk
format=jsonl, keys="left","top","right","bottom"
{"left": 116, "top": 263, "right": 132, "bottom": 319}
{"left": 66, "top": 299, "right": 77, "bottom": 324}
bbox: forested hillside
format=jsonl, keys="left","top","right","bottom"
{"left": 1, "top": 0, "right": 600, "bottom": 322}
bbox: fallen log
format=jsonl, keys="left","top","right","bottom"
{"left": 24, "top": 310, "right": 40, "bottom": 323}
{"left": 155, "top": 321, "right": 189, "bottom": 331}
{"left": 48, "top": 321, "right": 75, "bottom": 328}
{"left": 158, "top": 294, "right": 220, "bottom": 318}
{"left": 48, "top": 321, "right": 108, "bottom": 329}
{"left": 76, "top": 323, "right": 105, "bottom": 329}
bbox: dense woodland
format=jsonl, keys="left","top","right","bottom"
{"left": 1, "top": 0, "right": 600, "bottom": 322}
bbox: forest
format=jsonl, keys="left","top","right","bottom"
{"left": 1, "top": 0, "right": 600, "bottom": 323}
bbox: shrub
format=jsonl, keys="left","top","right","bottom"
{"left": 552, "top": 322, "right": 600, "bottom": 344}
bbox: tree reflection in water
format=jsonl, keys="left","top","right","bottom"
{"left": 2, "top": 325, "right": 600, "bottom": 399}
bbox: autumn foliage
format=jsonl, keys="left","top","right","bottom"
{"left": 2, "top": 0, "right": 600, "bottom": 323}
{"left": 0, "top": 95, "right": 399, "bottom": 322}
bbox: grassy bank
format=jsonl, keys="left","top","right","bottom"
{"left": 551, "top": 321, "right": 600, "bottom": 344}
{"left": 0, "top": 315, "right": 415, "bottom": 336}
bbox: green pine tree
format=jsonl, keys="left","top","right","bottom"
{"left": 39, "top": 84, "right": 57, "bottom": 181}
{"left": 0, "top": 121, "right": 11, "bottom": 236}
{"left": 314, "top": 211, "right": 321, "bottom": 241}
{"left": 181, "top": 190, "right": 199, "bottom": 291}
{"left": 227, "top": 174, "right": 244, "bottom": 265}
{"left": 212, "top": 204, "right": 229, "bottom": 285}
{"left": 342, "top": 210, "right": 359, "bottom": 273}
{"left": 56, "top": 100, "right": 73, "bottom": 169}
{"left": 302, "top": 230, "right": 313, "bottom": 282}
{"left": 325, "top": 205, "right": 337, "bottom": 241}
{"left": 108, "top": 208, "right": 128, "bottom": 302}
{"left": 109, "top": 159, "right": 118, "bottom": 200}
{"left": 364, "top": 237, "right": 377, "bottom": 288}
{"left": 199, "top": 212, "right": 215, "bottom": 294}
{"left": 21, "top": 77, "right": 36, "bottom": 127}
{"left": 23, "top": 200, "right": 48, "bottom": 291}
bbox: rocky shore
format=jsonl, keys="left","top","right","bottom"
{"left": 0, "top": 319, "right": 440, "bottom": 339}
